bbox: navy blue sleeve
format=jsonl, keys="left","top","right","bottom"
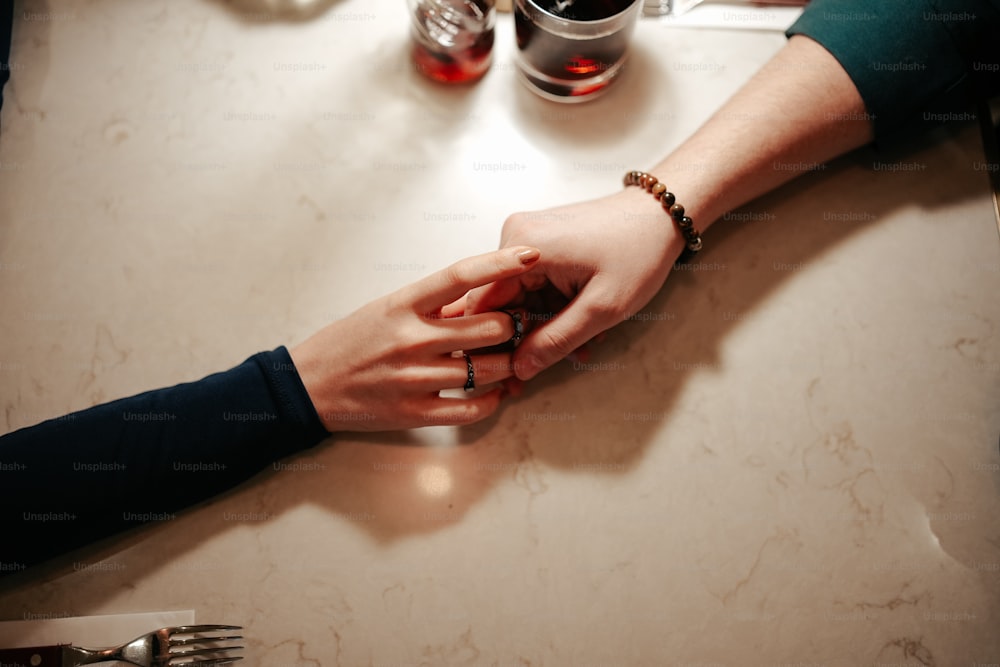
{"left": 0, "top": 2, "right": 11, "bottom": 116}
{"left": 0, "top": 346, "right": 329, "bottom": 572}
{"left": 787, "top": 0, "right": 1000, "bottom": 145}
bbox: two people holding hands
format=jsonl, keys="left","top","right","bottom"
{"left": 6, "top": 0, "right": 1000, "bottom": 569}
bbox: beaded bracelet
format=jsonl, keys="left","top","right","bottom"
{"left": 623, "top": 170, "right": 703, "bottom": 257}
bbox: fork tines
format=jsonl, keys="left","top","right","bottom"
{"left": 167, "top": 625, "right": 244, "bottom": 665}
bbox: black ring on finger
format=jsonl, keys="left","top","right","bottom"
{"left": 504, "top": 310, "right": 524, "bottom": 347}
{"left": 463, "top": 353, "right": 475, "bottom": 392}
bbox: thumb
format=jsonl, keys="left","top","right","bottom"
{"left": 512, "top": 288, "right": 616, "bottom": 381}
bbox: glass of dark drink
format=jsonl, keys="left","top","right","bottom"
{"left": 409, "top": 0, "right": 496, "bottom": 84}
{"left": 514, "top": 0, "right": 642, "bottom": 101}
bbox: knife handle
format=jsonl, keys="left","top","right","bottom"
{"left": 0, "top": 645, "right": 65, "bottom": 666}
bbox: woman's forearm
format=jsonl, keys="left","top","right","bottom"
{"left": 0, "top": 347, "right": 329, "bottom": 571}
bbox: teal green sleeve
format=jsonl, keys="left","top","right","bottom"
{"left": 787, "top": 0, "right": 1000, "bottom": 145}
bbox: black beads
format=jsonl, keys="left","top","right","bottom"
{"left": 623, "top": 170, "right": 703, "bottom": 259}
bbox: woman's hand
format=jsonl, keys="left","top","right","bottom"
{"left": 466, "top": 189, "right": 686, "bottom": 381}
{"left": 289, "top": 246, "right": 540, "bottom": 432}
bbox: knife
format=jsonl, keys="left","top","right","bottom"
{"left": 0, "top": 645, "right": 68, "bottom": 666}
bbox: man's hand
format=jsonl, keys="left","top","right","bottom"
{"left": 467, "top": 189, "right": 687, "bottom": 380}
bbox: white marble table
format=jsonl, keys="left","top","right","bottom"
{"left": 2, "top": 0, "right": 999, "bottom": 664}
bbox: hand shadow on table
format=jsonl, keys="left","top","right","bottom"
{"left": 0, "top": 124, "right": 988, "bottom": 603}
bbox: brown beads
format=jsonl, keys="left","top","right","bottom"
{"left": 623, "top": 170, "right": 703, "bottom": 256}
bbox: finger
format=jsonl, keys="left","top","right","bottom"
{"left": 512, "top": 290, "right": 619, "bottom": 381}
{"left": 465, "top": 276, "right": 527, "bottom": 316}
{"left": 407, "top": 247, "right": 540, "bottom": 315}
{"left": 458, "top": 352, "right": 515, "bottom": 389}
{"left": 395, "top": 352, "right": 515, "bottom": 392}
{"left": 417, "top": 388, "right": 505, "bottom": 427}
{"left": 464, "top": 308, "right": 531, "bottom": 356}
{"left": 501, "top": 376, "right": 525, "bottom": 398}
{"left": 567, "top": 344, "right": 590, "bottom": 364}
{"left": 425, "top": 310, "right": 525, "bottom": 353}
{"left": 439, "top": 295, "right": 469, "bottom": 319}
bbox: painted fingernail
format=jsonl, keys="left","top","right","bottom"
{"left": 516, "top": 247, "right": 540, "bottom": 265}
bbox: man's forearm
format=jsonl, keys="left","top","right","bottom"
{"left": 647, "top": 35, "right": 874, "bottom": 234}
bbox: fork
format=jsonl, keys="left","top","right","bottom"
{"left": 62, "top": 624, "right": 244, "bottom": 666}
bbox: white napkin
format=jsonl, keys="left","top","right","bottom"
{"left": 656, "top": 2, "right": 805, "bottom": 31}
{"left": 0, "top": 610, "right": 194, "bottom": 649}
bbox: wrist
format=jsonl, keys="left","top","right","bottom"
{"left": 288, "top": 334, "right": 340, "bottom": 434}
{"left": 621, "top": 170, "right": 705, "bottom": 265}
{"left": 607, "top": 187, "right": 688, "bottom": 277}
{"left": 648, "top": 145, "right": 735, "bottom": 237}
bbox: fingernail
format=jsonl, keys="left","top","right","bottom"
{"left": 516, "top": 247, "right": 540, "bottom": 265}
{"left": 516, "top": 354, "right": 543, "bottom": 380}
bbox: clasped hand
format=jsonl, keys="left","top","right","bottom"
{"left": 292, "top": 189, "right": 687, "bottom": 433}
{"left": 290, "top": 246, "right": 541, "bottom": 432}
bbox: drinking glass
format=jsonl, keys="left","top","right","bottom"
{"left": 409, "top": 0, "right": 496, "bottom": 83}
{"left": 514, "top": 0, "right": 643, "bottom": 101}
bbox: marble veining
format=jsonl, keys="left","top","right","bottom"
{"left": 1, "top": 0, "right": 999, "bottom": 664}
